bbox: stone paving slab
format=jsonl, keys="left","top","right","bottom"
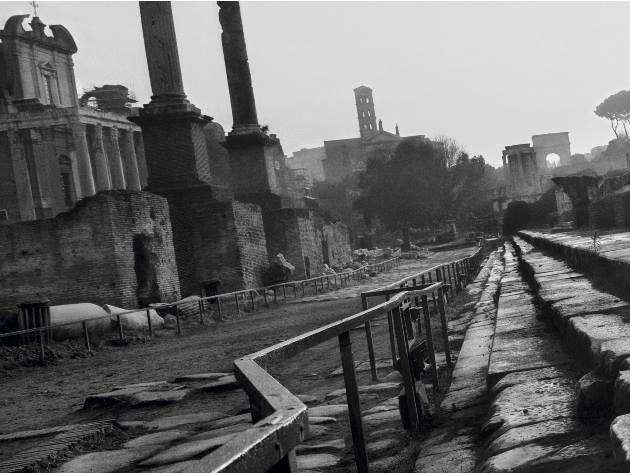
{"left": 411, "top": 249, "right": 504, "bottom": 473}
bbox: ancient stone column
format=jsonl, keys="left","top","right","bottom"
{"left": 133, "top": 132, "right": 149, "bottom": 188}
{"left": 120, "top": 129, "right": 142, "bottom": 191}
{"left": 106, "top": 127, "right": 126, "bottom": 189}
{"left": 92, "top": 124, "right": 112, "bottom": 192}
{"left": 139, "top": 1, "right": 186, "bottom": 100}
{"left": 7, "top": 129, "right": 36, "bottom": 221}
{"left": 71, "top": 123, "right": 96, "bottom": 198}
{"left": 218, "top": 1, "right": 260, "bottom": 133}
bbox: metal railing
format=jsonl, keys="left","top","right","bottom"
{"left": 0, "top": 257, "right": 400, "bottom": 353}
{"left": 186, "top": 248, "right": 483, "bottom": 473}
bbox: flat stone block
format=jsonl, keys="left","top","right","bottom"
{"left": 173, "top": 373, "right": 230, "bottom": 382}
{"left": 308, "top": 404, "right": 347, "bottom": 418}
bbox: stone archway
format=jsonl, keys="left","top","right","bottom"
{"left": 532, "top": 132, "right": 571, "bottom": 168}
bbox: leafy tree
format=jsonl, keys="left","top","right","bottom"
{"left": 595, "top": 90, "right": 630, "bottom": 139}
{"left": 355, "top": 137, "right": 449, "bottom": 249}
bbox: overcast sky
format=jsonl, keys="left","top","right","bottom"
{"left": 1, "top": 1, "right": 628, "bottom": 167}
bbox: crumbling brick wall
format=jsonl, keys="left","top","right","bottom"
{"left": 320, "top": 221, "right": 352, "bottom": 269}
{"left": 164, "top": 187, "right": 268, "bottom": 295}
{"left": 233, "top": 201, "right": 269, "bottom": 289}
{"left": 0, "top": 191, "right": 180, "bottom": 310}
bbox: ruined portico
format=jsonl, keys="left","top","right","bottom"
{"left": 0, "top": 14, "right": 145, "bottom": 223}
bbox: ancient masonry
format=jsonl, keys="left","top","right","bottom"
{"left": 0, "top": 4, "right": 352, "bottom": 312}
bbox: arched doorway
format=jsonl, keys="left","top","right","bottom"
{"left": 546, "top": 153, "right": 560, "bottom": 168}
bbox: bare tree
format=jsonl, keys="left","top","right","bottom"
{"left": 433, "top": 135, "right": 464, "bottom": 167}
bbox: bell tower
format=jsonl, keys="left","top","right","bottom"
{"left": 354, "top": 85, "right": 377, "bottom": 139}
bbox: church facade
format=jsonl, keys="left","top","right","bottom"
{"left": 0, "top": 15, "right": 147, "bottom": 224}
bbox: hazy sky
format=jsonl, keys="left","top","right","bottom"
{"left": 1, "top": 1, "right": 628, "bottom": 167}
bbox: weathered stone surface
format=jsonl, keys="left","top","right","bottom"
{"left": 611, "top": 414, "right": 630, "bottom": 465}
{"left": 615, "top": 371, "right": 630, "bottom": 416}
{"left": 56, "top": 448, "right": 157, "bottom": 473}
{"left": 597, "top": 338, "right": 630, "bottom": 378}
{"left": 330, "top": 359, "right": 391, "bottom": 376}
{"left": 485, "top": 418, "right": 582, "bottom": 457}
{"left": 173, "top": 373, "right": 230, "bottom": 382}
{"left": 123, "top": 430, "right": 192, "bottom": 449}
{"left": 414, "top": 447, "right": 476, "bottom": 473}
{"left": 139, "top": 434, "right": 235, "bottom": 466}
{"left": 117, "top": 411, "right": 227, "bottom": 431}
{"left": 190, "top": 422, "right": 250, "bottom": 440}
{"left": 144, "top": 460, "right": 198, "bottom": 473}
{"left": 297, "top": 394, "right": 319, "bottom": 405}
{"left": 206, "top": 413, "right": 251, "bottom": 430}
{"left": 296, "top": 453, "right": 339, "bottom": 470}
{"left": 307, "top": 416, "right": 336, "bottom": 425}
{"left": 296, "top": 438, "right": 346, "bottom": 454}
{"left": 368, "top": 437, "right": 405, "bottom": 458}
{"left": 305, "top": 424, "right": 329, "bottom": 440}
{"left": 198, "top": 375, "right": 240, "bottom": 392}
{"left": 84, "top": 385, "right": 190, "bottom": 409}
{"left": 324, "top": 382, "right": 400, "bottom": 400}
{"left": 308, "top": 404, "right": 347, "bottom": 418}
{"left": 363, "top": 408, "right": 400, "bottom": 426}
{"left": 576, "top": 371, "right": 613, "bottom": 418}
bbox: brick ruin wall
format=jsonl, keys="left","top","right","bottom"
{"left": 264, "top": 209, "right": 352, "bottom": 279}
{"left": 165, "top": 187, "right": 269, "bottom": 295}
{"left": 320, "top": 220, "right": 353, "bottom": 269}
{"left": 0, "top": 191, "right": 180, "bottom": 311}
{"left": 232, "top": 201, "right": 269, "bottom": 289}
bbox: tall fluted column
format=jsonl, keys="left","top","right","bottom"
{"left": 106, "top": 127, "right": 126, "bottom": 189}
{"left": 7, "top": 129, "right": 36, "bottom": 221}
{"left": 120, "top": 129, "right": 142, "bottom": 191}
{"left": 133, "top": 132, "right": 148, "bottom": 188}
{"left": 139, "top": 1, "right": 186, "bottom": 101}
{"left": 71, "top": 123, "right": 96, "bottom": 198}
{"left": 92, "top": 124, "right": 112, "bottom": 191}
{"left": 218, "top": 1, "right": 260, "bottom": 133}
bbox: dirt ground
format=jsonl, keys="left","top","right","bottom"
{"left": 0, "top": 247, "right": 476, "bottom": 436}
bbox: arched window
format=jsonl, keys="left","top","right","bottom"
{"left": 58, "top": 155, "right": 74, "bottom": 206}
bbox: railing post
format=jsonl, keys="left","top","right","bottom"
{"left": 82, "top": 321, "right": 91, "bottom": 352}
{"left": 250, "top": 291, "right": 255, "bottom": 311}
{"left": 437, "top": 286, "right": 452, "bottom": 369}
{"left": 263, "top": 290, "right": 269, "bottom": 308}
{"left": 234, "top": 293, "right": 241, "bottom": 315}
{"left": 117, "top": 314, "right": 125, "bottom": 342}
{"left": 385, "top": 295, "right": 397, "bottom": 368}
{"left": 198, "top": 299, "right": 204, "bottom": 324}
{"left": 175, "top": 305, "right": 182, "bottom": 335}
{"left": 447, "top": 265, "right": 454, "bottom": 297}
{"left": 283, "top": 285, "right": 287, "bottom": 301}
{"left": 217, "top": 297, "right": 223, "bottom": 320}
{"left": 338, "top": 330, "right": 369, "bottom": 473}
{"left": 421, "top": 295, "right": 439, "bottom": 391}
{"left": 274, "top": 287, "right": 278, "bottom": 304}
{"left": 361, "top": 294, "right": 378, "bottom": 382}
{"left": 392, "top": 306, "right": 421, "bottom": 431}
{"left": 146, "top": 307, "right": 154, "bottom": 337}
